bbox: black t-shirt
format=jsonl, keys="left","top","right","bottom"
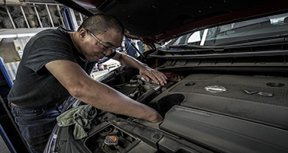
{"left": 8, "top": 27, "right": 96, "bottom": 108}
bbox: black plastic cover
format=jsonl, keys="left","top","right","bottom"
{"left": 160, "top": 105, "right": 288, "bottom": 153}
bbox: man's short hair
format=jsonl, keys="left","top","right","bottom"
{"left": 78, "top": 14, "right": 124, "bottom": 35}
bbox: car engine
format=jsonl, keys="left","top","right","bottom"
{"left": 46, "top": 66, "right": 288, "bottom": 153}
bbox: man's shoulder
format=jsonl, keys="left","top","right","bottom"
{"left": 31, "top": 27, "right": 72, "bottom": 47}
{"left": 37, "top": 27, "right": 68, "bottom": 37}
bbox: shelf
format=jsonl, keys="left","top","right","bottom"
{"left": 0, "top": 2, "right": 65, "bottom": 29}
{"left": 0, "top": 2, "right": 85, "bottom": 38}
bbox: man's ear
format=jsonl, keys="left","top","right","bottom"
{"left": 78, "top": 28, "right": 87, "bottom": 38}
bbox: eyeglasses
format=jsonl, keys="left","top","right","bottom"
{"left": 86, "top": 29, "right": 119, "bottom": 53}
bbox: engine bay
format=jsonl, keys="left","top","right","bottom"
{"left": 47, "top": 67, "right": 288, "bottom": 153}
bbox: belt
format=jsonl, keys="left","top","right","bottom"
{"left": 9, "top": 102, "right": 18, "bottom": 108}
{"left": 9, "top": 102, "right": 32, "bottom": 109}
{"left": 9, "top": 102, "right": 60, "bottom": 110}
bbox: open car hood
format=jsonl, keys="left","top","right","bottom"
{"left": 42, "top": 1, "right": 288, "bottom": 153}
{"left": 57, "top": 0, "right": 288, "bottom": 43}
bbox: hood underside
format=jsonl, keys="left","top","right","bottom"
{"left": 57, "top": 0, "right": 288, "bottom": 43}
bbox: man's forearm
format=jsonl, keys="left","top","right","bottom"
{"left": 113, "top": 52, "right": 167, "bottom": 85}
{"left": 72, "top": 77, "right": 161, "bottom": 122}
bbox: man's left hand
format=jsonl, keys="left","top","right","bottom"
{"left": 139, "top": 66, "right": 167, "bottom": 86}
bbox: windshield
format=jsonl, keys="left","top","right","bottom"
{"left": 166, "top": 12, "right": 288, "bottom": 47}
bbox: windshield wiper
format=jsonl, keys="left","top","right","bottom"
{"left": 221, "top": 33, "right": 288, "bottom": 46}
{"left": 168, "top": 43, "right": 234, "bottom": 50}
{"left": 162, "top": 44, "right": 225, "bottom": 53}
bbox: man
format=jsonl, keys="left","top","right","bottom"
{"left": 8, "top": 14, "right": 167, "bottom": 153}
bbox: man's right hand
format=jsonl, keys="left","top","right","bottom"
{"left": 146, "top": 110, "right": 163, "bottom": 122}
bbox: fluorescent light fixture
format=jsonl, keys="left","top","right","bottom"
{"left": 0, "top": 34, "right": 17, "bottom": 39}
{"left": 17, "top": 33, "right": 37, "bottom": 37}
{"left": 0, "top": 28, "right": 56, "bottom": 40}
{"left": 0, "top": 33, "right": 37, "bottom": 39}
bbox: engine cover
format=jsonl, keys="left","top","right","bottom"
{"left": 150, "top": 74, "right": 288, "bottom": 153}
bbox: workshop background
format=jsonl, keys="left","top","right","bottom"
{"left": 0, "top": 1, "right": 85, "bottom": 153}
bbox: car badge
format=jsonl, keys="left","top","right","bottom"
{"left": 205, "top": 85, "right": 227, "bottom": 93}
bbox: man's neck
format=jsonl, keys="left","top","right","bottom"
{"left": 70, "top": 32, "right": 82, "bottom": 54}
